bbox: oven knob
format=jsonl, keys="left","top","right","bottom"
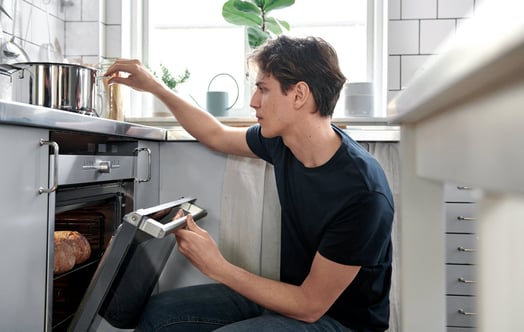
{"left": 97, "top": 161, "right": 111, "bottom": 173}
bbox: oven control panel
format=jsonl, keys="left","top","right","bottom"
{"left": 48, "top": 131, "right": 140, "bottom": 185}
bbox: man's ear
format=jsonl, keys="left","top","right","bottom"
{"left": 293, "top": 81, "right": 310, "bottom": 108}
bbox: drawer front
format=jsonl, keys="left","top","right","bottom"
{"left": 446, "top": 234, "right": 478, "bottom": 264}
{"left": 447, "top": 295, "right": 477, "bottom": 327}
{"left": 445, "top": 203, "right": 477, "bottom": 233}
{"left": 444, "top": 184, "right": 480, "bottom": 203}
{"left": 446, "top": 265, "right": 477, "bottom": 296}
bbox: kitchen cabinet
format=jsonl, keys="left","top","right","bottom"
{"left": 157, "top": 141, "right": 227, "bottom": 290}
{"left": 0, "top": 124, "right": 51, "bottom": 331}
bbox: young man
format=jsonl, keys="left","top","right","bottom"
{"left": 105, "top": 35, "right": 394, "bottom": 332}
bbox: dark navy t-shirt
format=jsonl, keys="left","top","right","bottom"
{"left": 246, "top": 124, "right": 394, "bottom": 331}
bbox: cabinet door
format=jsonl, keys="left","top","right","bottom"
{"left": 0, "top": 125, "right": 50, "bottom": 331}
{"left": 134, "top": 140, "right": 160, "bottom": 209}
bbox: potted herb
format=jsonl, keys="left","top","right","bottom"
{"left": 155, "top": 64, "right": 190, "bottom": 91}
{"left": 152, "top": 64, "right": 190, "bottom": 117}
{"left": 222, "top": 0, "right": 294, "bottom": 48}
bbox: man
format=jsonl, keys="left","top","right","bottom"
{"left": 105, "top": 35, "right": 394, "bottom": 332}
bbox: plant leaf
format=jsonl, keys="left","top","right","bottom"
{"left": 247, "top": 26, "right": 270, "bottom": 48}
{"left": 264, "top": 0, "right": 295, "bottom": 13}
{"left": 231, "top": 0, "right": 260, "bottom": 14}
{"left": 265, "top": 17, "right": 290, "bottom": 35}
{"left": 222, "top": 0, "right": 262, "bottom": 27}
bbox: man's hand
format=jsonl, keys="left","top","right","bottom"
{"left": 174, "top": 214, "right": 229, "bottom": 280}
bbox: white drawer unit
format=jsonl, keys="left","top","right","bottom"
{"left": 445, "top": 184, "right": 478, "bottom": 331}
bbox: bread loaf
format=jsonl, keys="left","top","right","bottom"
{"left": 54, "top": 240, "right": 75, "bottom": 274}
{"left": 54, "top": 230, "right": 92, "bottom": 264}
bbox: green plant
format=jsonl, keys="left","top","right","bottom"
{"left": 222, "top": 0, "right": 294, "bottom": 48}
{"left": 154, "top": 64, "right": 190, "bottom": 90}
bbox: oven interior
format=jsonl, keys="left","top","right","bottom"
{"left": 52, "top": 183, "right": 134, "bottom": 331}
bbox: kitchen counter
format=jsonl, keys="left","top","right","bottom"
{"left": 0, "top": 100, "right": 399, "bottom": 142}
{"left": 128, "top": 117, "right": 400, "bottom": 142}
{"left": 0, "top": 100, "right": 166, "bottom": 140}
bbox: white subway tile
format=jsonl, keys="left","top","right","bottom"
{"left": 82, "top": 0, "right": 101, "bottom": 22}
{"left": 30, "top": 6, "right": 51, "bottom": 46}
{"left": 401, "top": 55, "right": 431, "bottom": 89}
{"left": 439, "top": 0, "right": 474, "bottom": 18}
{"left": 420, "top": 19, "right": 456, "bottom": 54}
{"left": 65, "top": 0, "right": 82, "bottom": 21}
{"left": 65, "top": 21, "right": 100, "bottom": 56}
{"left": 388, "top": 56, "right": 401, "bottom": 90}
{"left": 388, "top": 20, "right": 419, "bottom": 55}
{"left": 402, "top": 0, "right": 437, "bottom": 19}
{"left": 389, "top": 0, "right": 401, "bottom": 20}
{"left": 105, "top": 25, "right": 121, "bottom": 58}
{"left": 106, "top": 0, "right": 122, "bottom": 25}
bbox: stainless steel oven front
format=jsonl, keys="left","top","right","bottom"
{"left": 43, "top": 131, "right": 151, "bottom": 331}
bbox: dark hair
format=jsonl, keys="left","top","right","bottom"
{"left": 248, "top": 35, "right": 347, "bottom": 117}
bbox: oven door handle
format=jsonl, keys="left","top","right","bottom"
{"left": 137, "top": 201, "right": 208, "bottom": 238}
{"left": 135, "top": 147, "right": 152, "bottom": 183}
{"left": 39, "top": 139, "right": 59, "bottom": 194}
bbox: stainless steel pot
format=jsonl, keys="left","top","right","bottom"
{"left": 10, "top": 62, "right": 98, "bottom": 115}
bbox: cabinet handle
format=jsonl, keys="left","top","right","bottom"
{"left": 458, "top": 277, "right": 477, "bottom": 284}
{"left": 135, "top": 147, "right": 152, "bottom": 183}
{"left": 457, "top": 246, "right": 476, "bottom": 252}
{"left": 39, "top": 139, "right": 59, "bottom": 194}
{"left": 456, "top": 186, "right": 473, "bottom": 190}
{"left": 458, "top": 308, "right": 477, "bottom": 316}
{"left": 457, "top": 216, "right": 476, "bottom": 221}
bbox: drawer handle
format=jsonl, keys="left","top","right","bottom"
{"left": 457, "top": 186, "right": 473, "bottom": 190}
{"left": 458, "top": 277, "right": 477, "bottom": 284}
{"left": 457, "top": 246, "right": 476, "bottom": 253}
{"left": 458, "top": 308, "right": 477, "bottom": 316}
{"left": 457, "top": 216, "right": 476, "bottom": 221}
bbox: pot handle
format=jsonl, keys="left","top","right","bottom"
{"left": 0, "top": 63, "right": 23, "bottom": 77}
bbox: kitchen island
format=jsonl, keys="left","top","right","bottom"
{"left": 389, "top": 0, "right": 524, "bottom": 330}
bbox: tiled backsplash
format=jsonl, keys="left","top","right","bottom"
{"left": 0, "top": 0, "right": 121, "bottom": 98}
{"left": 0, "top": 0, "right": 121, "bottom": 64}
{"left": 1, "top": 0, "right": 487, "bottom": 113}
{"left": 387, "top": 0, "right": 487, "bottom": 103}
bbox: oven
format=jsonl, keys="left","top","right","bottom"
{"left": 44, "top": 130, "right": 151, "bottom": 331}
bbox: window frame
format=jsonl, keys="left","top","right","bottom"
{"left": 122, "top": 0, "right": 388, "bottom": 120}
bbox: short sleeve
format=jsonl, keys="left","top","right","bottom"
{"left": 246, "top": 124, "right": 274, "bottom": 164}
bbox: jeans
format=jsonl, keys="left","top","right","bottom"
{"left": 136, "top": 283, "right": 350, "bottom": 332}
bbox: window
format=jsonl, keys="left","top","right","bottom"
{"left": 124, "top": 0, "right": 387, "bottom": 119}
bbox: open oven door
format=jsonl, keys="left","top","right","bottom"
{"left": 67, "top": 197, "right": 207, "bottom": 332}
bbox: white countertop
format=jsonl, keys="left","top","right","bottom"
{"left": 127, "top": 117, "right": 400, "bottom": 142}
